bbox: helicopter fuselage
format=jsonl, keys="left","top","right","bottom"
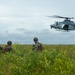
{"left": 48, "top": 15, "right": 75, "bottom": 31}
{"left": 50, "top": 20, "right": 75, "bottom": 31}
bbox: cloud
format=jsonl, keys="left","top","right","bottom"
{"left": 0, "top": 0, "right": 75, "bottom": 44}
{"left": 0, "top": 28, "right": 75, "bottom": 44}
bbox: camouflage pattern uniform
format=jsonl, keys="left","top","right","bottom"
{"left": 0, "top": 46, "right": 3, "bottom": 50}
{"left": 4, "top": 41, "right": 13, "bottom": 52}
{"left": 32, "top": 37, "right": 43, "bottom": 51}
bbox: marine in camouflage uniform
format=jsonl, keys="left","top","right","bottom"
{"left": 4, "top": 41, "right": 13, "bottom": 52}
{"left": 32, "top": 37, "right": 43, "bottom": 51}
{"left": 0, "top": 46, "right": 3, "bottom": 50}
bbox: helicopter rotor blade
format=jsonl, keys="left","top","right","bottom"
{"left": 47, "top": 15, "right": 74, "bottom": 19}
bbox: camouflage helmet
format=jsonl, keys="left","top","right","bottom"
{"left": 33, "top": 37, "right": 38, "bottom": 41}
{"left": 7, "top": 41, "right": 12, "bottom": 45}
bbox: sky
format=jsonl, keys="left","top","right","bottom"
{"left": 0, "top": 0, "right": 75, "bottom": 44}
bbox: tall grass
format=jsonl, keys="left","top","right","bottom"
{"left": 0, "top": 44, "right": 75, "bottom": 75}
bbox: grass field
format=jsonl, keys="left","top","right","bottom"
{"left": 0, "top": 44, "right": 75, "bottom": 75}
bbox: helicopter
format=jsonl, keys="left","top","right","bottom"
{"left": 48, "top": 15, "right": 75, "bottom": 31}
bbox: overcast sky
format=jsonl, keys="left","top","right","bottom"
{"left": 0, "top": 0, "right": 75, "bottom": 44}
